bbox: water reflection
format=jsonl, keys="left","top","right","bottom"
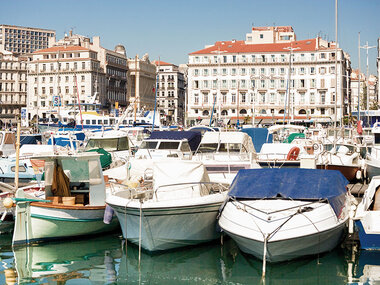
{"left": 350, "top": 250, "right": 380, "bottom": 285}
{"left": 12, "top": 233, "right": 122, "bottom": 284}
{"left": 2, "top": 233, "right": 380, "bottom": 284}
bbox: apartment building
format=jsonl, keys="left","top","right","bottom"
{"left": 26, "top": 45, "right": 106, "bottom": 122}
{"left": 0, "top": 50, "right": 28, "bottom": 127}
{"left": 350, "top": 69, "right": 366, "bottom": 112}
{"left": 187, "top": 26, "right": 351, "bottom": 126}
{"left": 127, "top": 54, "right": 156, "bottom": 111}
{"left": 52, "top": 32, "right": 128, "bottom": 110}
{"left": 153, "top": 60, "right": 185, "bottom": 125}
{"left": 0, "top": 24, "right": 55, "bottom": 54}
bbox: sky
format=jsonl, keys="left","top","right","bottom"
{"left": 1, "top": 0, "right": 379, "bottom": 74}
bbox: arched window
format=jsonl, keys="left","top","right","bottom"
{"left": 202, "top": 110, "right": 209, "bottom": 116}
{"left": 299, "top": 109, "right": 307, "bottom": 115}
{"left": 240, "top": 109, "right": 247, "bottom": 114}
{"left": 221, "top": 110, "right": 228, "bottom": 116}
{"left": 279, "top": 109, "right": 285, "bottom": 114}
{"left": 260, "top": 109, "right": 267, "bottom": 114}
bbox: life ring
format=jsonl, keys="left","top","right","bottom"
{"left": 287, "top": 146, "right": 300, "bottom": 161}
{"left": 313, "top": 143, "right": 320, "bottom": 151}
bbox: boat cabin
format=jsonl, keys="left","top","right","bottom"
{"left": 0, "top": 131, "right": 16, "bottom": 157}
{"left": 31, "top": 153, "right": 105, "bottom": 206}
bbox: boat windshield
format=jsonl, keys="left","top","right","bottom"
{"left": 198, "top": 143, "right": 218, "bottom": 153}
{"left": 85, "top": 137, "right": 129, "bottom": 152}
{"left": 158, "top": 141, "right": 180, "bottom": 150}
{"left": 140, "top": 141, "right": 158, "bottom": 149}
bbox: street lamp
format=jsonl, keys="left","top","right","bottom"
{"left": 360, "top": 41, "right": 376, "bottom": 126}
{"left": 283, "top": 45, "right": 300, "bottom": 124}
{"left": 210, "top": 48, "right": 227, "bottom": 125}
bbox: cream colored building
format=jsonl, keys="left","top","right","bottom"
{"left": 127, "top": 54, "right": 156, "bottom": 111}
{"left": 0, "top": 50, "right": 28, "bottom": 126}
{"left": 52, "top": 32, "right": 128, "bottom": 110}
{"left": 26, "top": 45, "right": 106, "bottom": 123}
{"left": 187, "top": 26, "right": 351, "bottom": 126}
{"left": 153, "top": 60, "right": 185, "bottom": 125}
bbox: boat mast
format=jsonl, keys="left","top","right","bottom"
{"left": 134, "top": 55, "right": 138, "bottom": 124}
{"left": 357, "top": 32, "right": 361, "bottom": 122}
{"left": 74, "top": 74, "right": 84, "bottom": 130}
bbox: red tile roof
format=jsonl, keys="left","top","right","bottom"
{"left": 189, "top": 38, "right": 319, "bottom": 55}
{"left": 153, "top": 60, "right": 172, "bottom": 66}
{"left": 33, "top": 46, "right": 91, "bottom": 54}
{"left": 252, "top": 26, "right": 293, "bottom": 33}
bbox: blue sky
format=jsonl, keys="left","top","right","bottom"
{"left": 1, "top": 0, "right": 379, "bottom": 74}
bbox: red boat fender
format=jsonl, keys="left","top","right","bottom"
{"left": 286, "top": 146, "right": 300, "bottom": 161}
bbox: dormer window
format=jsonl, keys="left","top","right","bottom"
{"left": 260, "top": 34, "right": 264, "bottom": 39}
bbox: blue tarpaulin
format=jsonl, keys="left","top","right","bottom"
{"left": 228, "top": 168, "right": 348, "bottom": 217}
{"left": 241, "top": 128, "right": 272, "bottom": 152}
{"left": 148, "top": 131, "right": 202, "bottom": 152}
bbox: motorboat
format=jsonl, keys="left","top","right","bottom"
{"left": 193, "top": 131, "right": 258, "bottom": 182}
{"left": 12, "top": 153, "right": 119, "bottom": 245}
{"left": 354, "top": 176, "right": 380, "bottom": 250}
{"left": 134, "top": 131, "right": 201, "bottom": 160}
{"left": 316, "top": 143, "right": 363, "bottom": 182}
{"left": 218, "top": 168, "right": 351, "bottom": 263}
{"left": 106, "top": 160, "right": 229, "bottom": 252}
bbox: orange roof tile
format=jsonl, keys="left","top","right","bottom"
{"left": 33, "top": 46, "right": 91, "bottom": 54}
{"left": 153, "top": 60, "right": 172, "bottom": 66}
{"left": 189, "top": 38, "right": 318, "bottom": 55}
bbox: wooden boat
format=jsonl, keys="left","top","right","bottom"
{"left": 12, "top": 153, "right": 119, "bottom": 245}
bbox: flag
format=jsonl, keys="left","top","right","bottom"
{"left": 357, "top": 120, "right": 363, "bottom": 135}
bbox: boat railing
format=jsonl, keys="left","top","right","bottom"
{"left": 154, "top": 181, "right": 229, "bottom": 201}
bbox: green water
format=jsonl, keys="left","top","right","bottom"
{"left": 0, "top": 233, "right": 375, "bottom": 284}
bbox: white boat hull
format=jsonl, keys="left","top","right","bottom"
{"left": 219, "top": 199, "right": 348, "bottom": 262}
{"left": 13, "top": 203, "right": 119, "bottom": 245}
{"left": 223, "top": 222, "right": 346, "bottom": 262}
{"left": 109, "top": 197, "right": 224, "bottom": 251}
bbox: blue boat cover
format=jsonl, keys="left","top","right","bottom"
{"left": 148, "top": 131, "right": 202, "bottom": 152}
{"left": 241, "top": 128, "right": 272, "bottom": 152}
{"left": 229, "top": 168, "right": 348, "bottom": 217}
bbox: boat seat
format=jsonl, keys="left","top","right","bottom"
{"left": 373, "top": 187, "right": 380, "bottom": 211}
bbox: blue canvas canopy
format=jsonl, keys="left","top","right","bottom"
{"left": 228, "top": 168, "right": 348, "bottom": 217}
{"left": 241, "top": 128, "right": 272, "bottom": 152}
{"left": 148, "top": 131, "right": 202, "bottom": 152}
{"left": 20, "top": 134, "right": 42, "bottom": 146}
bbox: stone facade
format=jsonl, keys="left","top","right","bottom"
{"left": 187, "top": 26, "right": 351, "bottom": 126}
{"left": 0, "top": 50, "right": 28, "bottom": 126}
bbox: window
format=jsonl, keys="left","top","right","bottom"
{"left": 212, "top": 80, "right": 217, "bottom": 88}
{"left": 270, "top": 93, "right": 276, "bottom": 103}
{"left": 260, "top": 34, "right": 264, "bottom": 39}
{"left": 203, "top": 80, "right": 208, "bottom": 89}
{"left": 310, "top": 92, "right": 315, "bottom": 103}
{"left": 260, "top": 80, "right": 265, "bottom": 88}
{"left": 222, "top": 68, "right": 227, "bottom": 75}
{"left": 260, "top": 93, "right": 265, "bottom": 103}
{"left": 270, "top": 80, "right": 275, "bottom": 89}
{"left": 271, "top": 55, "right": 275, "bottom": 62}
{"left": 194, "top": 80, "right": 199, "bottom": 89}
{"left": 203, "top": 93, "right": 208, "bottom": 103}
{"left": 260, "top": 68, "right": 265, "bottom": 75}
{"left": 310, "top": 67, "right": 315, "bottom": 74}
{"left": 270, "top": 68, "right": 275, "bottom": 75}
{"left": 280, "top": 80, "right": 285, "bottom": 88}
{"left": 222, "top": 93, "right": 227, "bottom": 104}
{"left": 310, "top": 79, "right": 316, "bottom": 88}
{"left": 82, "top": 62, "right": 86, "bottom": 69}
{"left": 321, "top": 92, "right": 326, "bottom": 104}
{"left": 223, "top": 56, "right": 227, "bottom": 63}
{"left": 321, "top": 108, "right": 325, "bottom": 115}
{"left": 251, "top": 55, "right": 256, "bottom": 62}
{"left": 194, "top": 94, "right": 199, "bottom": 105}
{"left": 212, "top": 69, "right": 217, "bottom": 75}
{"left": 203, "top": 69, "right": 208, "bottom": 76}
{"left": 280, "top": 68, "right": 285, "bottom": 75}
{"left": 320, "top": 53, "right": 326, "bottom": 59}
{"left": 231, "top": 68, "right": 236, "bottom": 75}
{"left": 231, "top": 93, "right": 236, "bottom": 104}
{"left": 261, "top": 55, "right": 266, "bottom": 62}
{"left": 194, "top": 69, "right": 199, "bottom": 76}
{"left": 300, "top": 93, "right": 305, "bottom": 104}
{"left": 232, "top": 55, "right": 236, "bottom": 63}
{"left": 300, "top": 67, "right": 305, "bottom": 74}
{"left": 251, "top": 80, "right": 255, "bottom": 88}
{"left": 231, "top": 80, "right": 236, "bottom": 88}
{"left": 300, "top": 79, "right": 305, "bottom": 88}
{"left": 241, "top": 79, "right": 246, "bottom": 88}
{"left": 222, "top": 80, "right": 227, "bottom": 88}
{"left": 241, "top": 92, "right": 246, "bottom": 103}
{"left": 241, "top": 68, "right": 246, "bottom": 75}
{"left": 281, "top": 54, "right": 285, "bottom": 62}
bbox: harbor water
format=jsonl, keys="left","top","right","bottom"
{"left": 0, "top": 232, "right": 375, "bottom": 284}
